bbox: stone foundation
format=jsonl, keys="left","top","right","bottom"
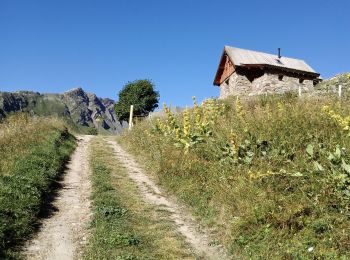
{"left": 219, "top": 72, "right": 314, "bottom": 98}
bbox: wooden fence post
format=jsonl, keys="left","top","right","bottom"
{"left": 298, "top": 86, "right": 302, "bottom": 97}
{"left": 128, "top": 105, "right": 134, "bottom": 130}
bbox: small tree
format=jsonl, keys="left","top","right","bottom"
{"left": 115, "top": 79, "right": 159, "bottom": 122}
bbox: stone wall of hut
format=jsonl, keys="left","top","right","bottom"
{"left": 219, "top": 72, "right": 314, "bottom": 98}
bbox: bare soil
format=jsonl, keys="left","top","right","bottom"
{"left": 24, "top": 135, "right": 93, "bottom": 260}
{"left": 106, "top": 138, "right": 231, "bottom": 260}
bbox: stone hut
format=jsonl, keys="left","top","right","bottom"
{"left": 213, "top": 46, "right": 321, "bottom": 98}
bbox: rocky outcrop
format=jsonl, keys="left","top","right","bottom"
{"left": 0, "top": 87, "right": 126, "bottom": 133}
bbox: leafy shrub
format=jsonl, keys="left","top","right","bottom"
{"left": 115, "top": 79, "right": 159, "bottom": 122}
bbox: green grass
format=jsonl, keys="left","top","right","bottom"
{"left": 32, "top": 97, "right": 69, "bottom": 117}
{"left": 84, "top": 137, "right": 195, "bottom": 260}
{"left": 120, "top": 94, "right": 350, "bottom": 259}
{"left": 0, "top": 114, "right": 76, "bottom": 259}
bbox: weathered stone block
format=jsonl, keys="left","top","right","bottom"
{"left": 219, "top": 72, "right": 314, "bottom": 98}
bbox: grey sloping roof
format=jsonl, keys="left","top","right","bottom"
{"left": 225, "top": 46, "right": 318, "bottom": 74}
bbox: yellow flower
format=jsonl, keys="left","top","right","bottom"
{"left": 156, "top": 118, "right": 166, "bottom": 133}
{"left": 235, "top": 97, "right": 244, "bottom": 118}
{"left": 323, "top": 105, "right": 350, "bottom": 133}
{"left": 192, "top": 96, "right": 202, "bottom": 130}
{"left": 175, "top": 128, "right": 181, "bottom": 140}
{"left": 277, "top": 102, "right": 284, "bottom": 113}
{"left": 163, "top": 103, "right": 177, "bottom": 131}
{"left": 229, "top": 130, "right": 238, "bottom": 154}
{"left": 220, "top": 103, "right": 226, "bottom": 115}
{"left": 183, "top": 108, "right": 191, "bottom": 137}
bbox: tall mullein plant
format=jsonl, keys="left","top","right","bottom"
{"left": 154, "top": 98, "right": 227, "bottom": 153}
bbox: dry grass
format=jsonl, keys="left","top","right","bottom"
{"left": 0, "top": 114, "right": 67, "bottom": 174}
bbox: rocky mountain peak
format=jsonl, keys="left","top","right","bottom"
{"left": 64, "top": 87, "right": 85, "bottom": 95}
{"left": 0, "top": 88, "right": 126, "bottom": 134}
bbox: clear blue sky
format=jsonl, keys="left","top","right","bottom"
{"left": 0, "top": 0, "right": 349, "bottom": 107}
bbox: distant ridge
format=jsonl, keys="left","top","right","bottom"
{"left": 0, "top": 87, "right": 127, "bottom": 134}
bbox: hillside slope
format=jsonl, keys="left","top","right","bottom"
{"left": 316, "top": 72, "right": 350, "bottom": 90}
{"left": 0, "top": 88, "right": 126, "bottom": 133}
{"left": 120, "top": 95, "right": 350, "bottom": 259}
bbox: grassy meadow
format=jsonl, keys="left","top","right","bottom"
{"left": 120, "top": 93, "right": 350, "bottom": 259}
{"left": 0, "top": 114, "right": 76, "bottom": 258}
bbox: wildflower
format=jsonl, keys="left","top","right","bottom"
{"left": 322, "top": 105, "right": 330, "bottom": 113}
{"left": 144, "top": 129, "right": 152, "bottom": 138}
{"left": 277, "top": 102, "right": 284, "bottom": 113}
{"left": 322, "top": 105, "right": 350, "bottom": 132}
{"left": 265, "top": 103, "right": 272, "bottom": 120}
{"left": 220, "top": 103, "right": 226, "bottom": 115}
{"left": 202, "top": 105, "right": 210, "bottom": 126}
{"left": 156, "top": 118, "right": 166, "bottom": 133}
{"left": 175, "top": 128, "right": 181, "bottom": 140}
{"left": 163, "top": 103, "right": 177, "bottom": 131}
{"left": 235, "top": 97, "right": 244, "bottom": 118}
{"left": 183, "top": 108, "right": 191, "bottom": 138}
{"left": 229, "top": 130, "right": 238, "bottom": 154}
{"left": 192, "top": 96, "right": 202, "bottom": 129}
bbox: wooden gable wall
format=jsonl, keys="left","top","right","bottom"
{"left": 213, "top": 52, "right": 235, "bottom": 86}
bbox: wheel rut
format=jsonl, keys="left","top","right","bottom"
{"left": 24, "top": 135, "right": 93, "bottom": 260}
{"left": 106, "top": 138, "right": 231, "bottom": 260}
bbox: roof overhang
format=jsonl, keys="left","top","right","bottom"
{"left": 239, "top": 63, "right": 320, "bottom": 79}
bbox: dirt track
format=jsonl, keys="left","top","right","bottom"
{"left": 24, "top": 135, "right": 230, "bottom": 260}
{"left": 24, "top": 135, "right": 93, "bottom": 260}
{"left": 107, "top": 138, "right": 230, "bottom": 260}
